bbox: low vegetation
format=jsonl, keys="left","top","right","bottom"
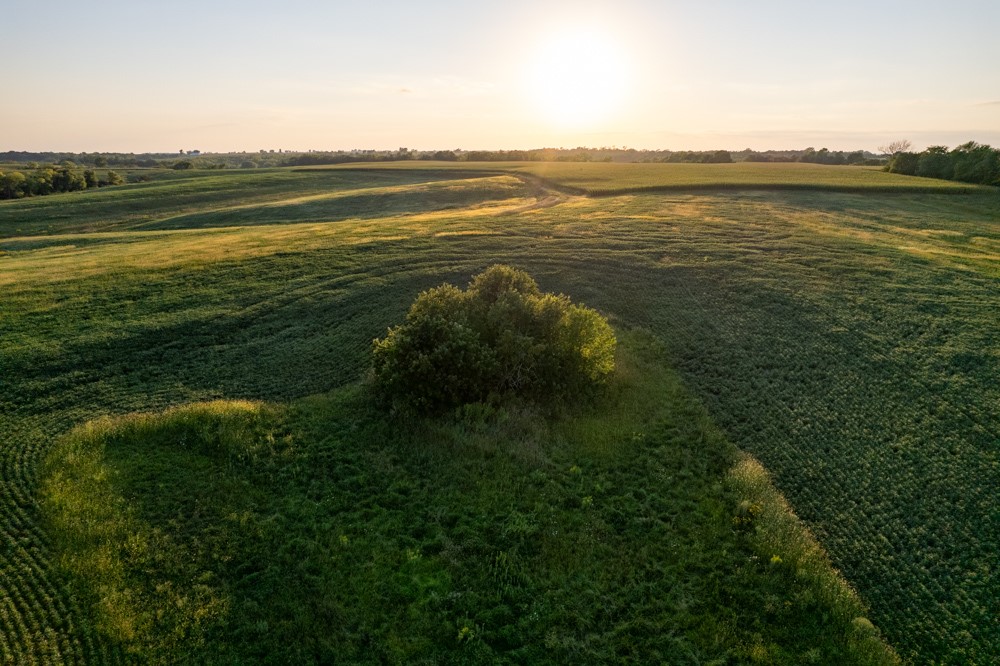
{"left": 0, "top": 165, "right": 123, "bottom": 200}
{"left": 509, "top": 162, "right": 984, "bottom": 195}
{"left": 373, "top": 265, "right": 616, "bottom": 412}
{"left": 1, "top": 166, "right": 996, "bottom": 663}
{"left": 325, "top": 160, "right": 983, "bottom": 195}
{"left": 41, "top": 332, "right": 896, "bottom": 664}
{"left": 886, "top": 141, "right": 1000, "bottom": 186}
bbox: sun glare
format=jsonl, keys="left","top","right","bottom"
{"left": 527, "top": 27, "right": 632, "bottom": 130}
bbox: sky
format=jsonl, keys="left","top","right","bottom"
{"left": 3, "top": 0, "right": 999, "bottom": 153}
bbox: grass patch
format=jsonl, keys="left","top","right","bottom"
{"left": 40, "top": 331, "right": 897, "bottom": 664}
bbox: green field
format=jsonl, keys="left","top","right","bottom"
{"left": 1, "top": 164, "right": 998, "bottom": 663}
{"left": 326, "top": 160, "right": 984, "bottom": 195}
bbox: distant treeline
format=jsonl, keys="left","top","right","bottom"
{"left": 0, "top": 151, "right": 171, "bottom": 168}
{"left": 0, "top": 164, "right": 124, "bottom": 200}
{"left": 6, "top": 144, "right": 997, "bottom": 194}
{"left": 1, "top": 147, "right": 884, "bottom": 171}
{"left": 886, "top": 142, "right": 1000, "bottom": 186}
{"left": 283, "top": 147, "right": 881, "bottom": 167}
{"left": 742, "top": 147, "right": 879, "bottom": 166}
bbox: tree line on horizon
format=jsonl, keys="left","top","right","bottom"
{"left": 3, "top": 142, "right": 997, "bottom": 200}
{"left": 0, "top": 163, "right": 124, "bottom": 200}
{"left": 1, "top": 146, "right": 884, "bottom": 171}
{"left": 885, "top": 141, "right": 1000, "bottom": 186}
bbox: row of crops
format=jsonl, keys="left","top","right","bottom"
{"left": 606, "top": 197, "right": 998, "bottom": 664}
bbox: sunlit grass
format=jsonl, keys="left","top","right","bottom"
{"left": 323, "top": 160, "right": 986, "bottom": 194}
{"left": 40, "top": 333, "right": 898, "bottom": 664}
{"left": 1, "top": 167, "right": 997, "bottom": 663}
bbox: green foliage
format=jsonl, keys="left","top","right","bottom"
{"left": 506, "top": 161, "right": 979, "bottom": 194}
{"left": 39, "top": 333, "right": 897, "bottom": 664}
{"left": 886, "top": 151, "right": 920, "bottom": 176}
{"left": 889, "top": 141, "right": 1000, "bottom": 186}
{"left": 916, "top": 146, "right": 953, "bottom": 180}
{"left": 0, "top": 164, "right": 127, "bottom": 200}
{"left": 372, "top": 265, "right": 616, "bottom": 412}
{"left": 2, "top": 166, "right": 996, "bottom": 663}
{"left": 40, "top": 402, "right": 285, "bottom": 661}
{"left": 0, "top": 169, "right": 27, "bottom": 198}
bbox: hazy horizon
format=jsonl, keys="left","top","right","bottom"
{"left": 4, "top": 0, "right": 999, "bottom": 154}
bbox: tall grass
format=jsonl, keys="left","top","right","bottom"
{"left": 40, "top": 332, "right": 898, "bottom": 664}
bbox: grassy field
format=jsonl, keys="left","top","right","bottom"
{"left": 325, "top": 160, "right": 985, "bottom": 195}
{"left": 1, "top": 166, "right": 998, "bottom": 663}
{"left": 38, "top": 334, "right": 894, "bottom": 664}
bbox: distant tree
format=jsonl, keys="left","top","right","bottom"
{"left": 845, "top": 151, "right": 866, "bottom": 165}
{"left": 0, "top": 171, "right": 27, "bottom": 199}
{"left": 102, "top": 170, "right": 125, "bottom": 186}
{"left": 29, "top": 168, "right": 56, "bottom": 195}
{"left": 83, "top": 169, "right": 98, "bottom": 188}
{"left": 886, "top": 152, "right": 919, "bottom": 176}
{"left": 704, "top": 150, "right": 732, "bottom": 163}
{"left": 52, "top": 166, "right": 86, "bottom": 192}
{"left": 878, "top": 140, "right": 912, "bottom": 157}
{"left": 950, "top": 142, "right": 1000, "bottom": 185}
{"left": 93, "top": 155, "right": 108, "bottom": 167}
{"left": 916, "top": 146, "right": 953, "bottom": 180}
{"left": 173, "top": 160, "right": 194, "bottom": 170}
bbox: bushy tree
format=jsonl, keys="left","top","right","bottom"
{"left": 52, "top": 166, "right": 86, "bottom": 192}
{"left": 29, "top": 168, "right": 56, "bottom": 195}
{"left": 916, "top": 146, "right": 953, "bottom": 180}
{"left": 372, "top": 265, "right": 616, "bottom": 413}
{"left": 101, "top": 170, "right": 124, "bottom": 186}
{"left": 0, "top": 171, "right": 27, "bottom": 199}
{"left": 951, "top": 141, "right": 1000, "bottom": 185}
{"left": 886, "top": 152, "right": 919, "bottom": 176}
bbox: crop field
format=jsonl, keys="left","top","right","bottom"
{"left": 1, "top": 166, "right": 998, "bottom": 663}
{"left": 327, "top": 160, "right": 984, "bottom": 195}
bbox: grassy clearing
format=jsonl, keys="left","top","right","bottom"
{"left": 1, "top": 168, "right": 997, "bottom": 663}
{"left": 40, "top": 332, "right": 896, "bottom": 664}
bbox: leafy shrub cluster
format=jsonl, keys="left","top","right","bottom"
{"left": 887, "top": 141, "right": 1000, "bottom": 186}
{"left": 0, "top": 164, "right": 124, "bottom": 199}
{"left": 372, "top": 265, "right": 616, "bottom": 412}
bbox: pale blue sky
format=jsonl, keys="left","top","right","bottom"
{"left": 3, "top": 0, "right": 998, "bottom": 152}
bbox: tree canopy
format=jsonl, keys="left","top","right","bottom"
{"left": 372, "top": 265, "right": 616, "bottom": 413}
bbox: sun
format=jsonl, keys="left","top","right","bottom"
{"left": 527, "top": 27, "right": 632, "bottom": 130}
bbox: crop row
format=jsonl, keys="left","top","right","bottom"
{"left": 622, "top": 221, "right": 998, "bottom": 663}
